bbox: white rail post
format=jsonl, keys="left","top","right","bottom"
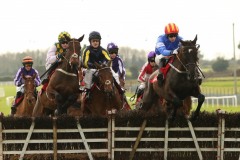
{"left": 107, "top": 110, "right": 112, "bottom": 160}
{"left": 216, "top": 109, "right": 225, "bottom": 160}
{"left": 111, "top": 109, "right": 116, "bottom": 160}
{"left": 164, "top": 120, "right": 169, "bottom": 160}
{"left": 53, "top": 116, "right": 58, "bottom": 160}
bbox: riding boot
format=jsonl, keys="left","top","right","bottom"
{"left": 41, "top": 73, "right": 50, "bottom": 85}
{"left": 157, "top": 58, "right": 166, "bottom": 87}
{"left": 11, "top": 91, "right": 22, "bottom": 115}
{"left": 136, "top": 88, "right": 144, "bottom": 99}
{"left": 42, "top": 63, "right": 58, "bottom": 85}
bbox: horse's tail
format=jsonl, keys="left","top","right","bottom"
{"left": 129, "top": 86, "right": 139, "bottom": 102}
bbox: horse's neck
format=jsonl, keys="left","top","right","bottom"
{"left": 172, "top": 56, "right": 185, "bottom": 71}
{"left": 58, "top": 62, "right": 78, "bottom": 74}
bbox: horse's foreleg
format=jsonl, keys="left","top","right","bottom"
{"left": 191, "top": 93, "right": 205, "bottom": 121}
{"left": 168, "top": 97, "right": 183, "bottom": 121}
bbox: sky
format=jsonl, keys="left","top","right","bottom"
{"left": 0, "top": 0, "right": 239, "bottom": 60}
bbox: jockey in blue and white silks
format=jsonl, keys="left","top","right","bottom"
{"left": 107, "top": 42, "right": 126, "bottom": 85}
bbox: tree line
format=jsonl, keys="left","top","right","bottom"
{"left": 0, "top": 47, "right": 238, "bottom": 82}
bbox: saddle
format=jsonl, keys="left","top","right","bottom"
{"left": 150, "top": 57, "right": 175, "bottom": 84}
{"left": 15, "top": 95, "right": 24, "bottom": 107}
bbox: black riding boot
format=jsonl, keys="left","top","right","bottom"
{"left": 42, "top": 63, "right": 58, "bottom": 85}
{"left": 136, "top": 88, "right": 144, "bottom": 99}
{"left": 11, "top": 91, "right": 22, "bottom": 115}
{"left": 157, "top": 58, "right": 166, "bottom": 87}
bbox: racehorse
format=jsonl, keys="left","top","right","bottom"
{"left": 142, "top": 35, "right": 205, "bottom": 120}
{"left": 15, "top": 74, "right": 37, "bottom": 117}
{"left": 32, "top": 35, "right": 84, "bottom": 117}
{"left": 81, "top": 61, "right": 125, "bottom": 117}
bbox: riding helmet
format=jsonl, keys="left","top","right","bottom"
{"left": 22, "top": 56, "right": 33, "bottom": 65}
{"left": 89, "top": 31, "right": 101, "bottom": 42}
{"left": 147, "top": 51, "right": 156, "bottom": 62}
{"left": 164, "top": 23, "right": 179, "bottom": 35}
{"left": 58, "top": 31, "right": 71, "bottom": 43}
{"left": 107, "top": 42, "right": 119, "bottom": 54}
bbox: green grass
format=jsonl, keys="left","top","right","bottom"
{"left": 0, "top": 85, "right": 16, "bottom": 115}
{"left": 1, "top": 82, "right": 239, "bottom": 116}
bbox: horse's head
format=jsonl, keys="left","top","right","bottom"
{"left": 178, "top": 35, "right": 200, "bottom": 81}
{"left": 62, "top": 35, "right": 84, "bottom": 69}
{"left": 94, "top": 61, "right": 114, "bottom": 95}
{"left": 22, "top": 74, "right": 36, "bottom": 105}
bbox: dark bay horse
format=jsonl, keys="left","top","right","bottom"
{"left": 32, "top": 35, "right": 84, "bottom": 117}
{"left": 142, "top": 35, "right": 205, "bottom": 120}
{"left": 81, "top": 61, "right": 124, "bottom": 117}
{"left": 15, "top": 74, "right": 36, "bottom": 117}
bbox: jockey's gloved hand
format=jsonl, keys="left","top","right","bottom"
{"left": 88, "top": 62, "right": 96, "bottom": 69}
{"left": 56, "top": 53, "right": 63, "bottom": 59}
{"left": 171, "top": 48, "right": 178, "bottom": 55}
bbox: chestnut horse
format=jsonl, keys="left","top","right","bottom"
{"left": 81, "top": 61, "right": 124, "bottom": 117}
{"left": 32, "top": 35, "right": 84, "bottom": 117}
{"left": 142, "top": 35, "right": 205, "bottom": 121}
{"left": 15, "top": 74, "right": 37, "bottom": 117}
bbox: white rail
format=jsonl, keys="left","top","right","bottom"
{"left": 192, "top": 95, "right": 237, "bottom": 107}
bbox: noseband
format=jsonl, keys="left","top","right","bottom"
{"left": 95, "top": 67, "right": 114, "bottom": 93}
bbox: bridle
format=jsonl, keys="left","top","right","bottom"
{"left": 57, "top": 39, "right": 80, "bottom": 76}
{"left": 24, "top": 79, "right": 36, "bottom": 105}
{"left": 169, "top": 44, "right": 205, "bottom": 80}
{"left": 95, "top": 67, "right": 114, "bottom": 93}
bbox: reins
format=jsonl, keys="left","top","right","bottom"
{"left": 57, "top": 39, "right": 80, "bottom": 76}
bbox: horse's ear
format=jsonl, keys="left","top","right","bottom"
{"left": 64, "top": 35, "right": 71, "bottom": 42}
{"left": 193, "top": 35, "right": 197, "bottom": 45}
{"left": 94, "top": 62, "right": 101, "bottom": 69}
{"left": 107, "top": 60, "right": 112, "bottom": 67}
{"left": 78, "top": 34, "right": 84, "bottom": 42}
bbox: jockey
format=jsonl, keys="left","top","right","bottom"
{"left": 82, "top": 31, "right": 110, "bottom": 100}
{"left": 42, "top": 31, "right": 71, "bottom": 84}
{"left": 11, "top": 56, "right": 41, "bottom": 115}
{"left": 107, "top": 42, "right": 126, "bottom": 88}
{"left": 137, "top": 51, "right": 156, "bottom": 98}
{"left": 155, "top": 23, "right": 183, "bottom": 86}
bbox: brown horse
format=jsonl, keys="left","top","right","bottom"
{"left": 80, "top": 61, "right": 124, "bottom": 117}
{"left": 142, "top": 35, "right": 205, "bottom": 121}
{"left": 32, "top": 35, "right": 84, "bottom": 117}
{"left": 15, "top": 74, "right": 37, "bottom": 117}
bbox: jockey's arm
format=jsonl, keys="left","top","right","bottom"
{"left": 14, "top": 68, "right": 23, "bottom": 87}
{"left": 45, "top": 45, "right": 58, "bottom": 69}
{"left": 138, "top": 67, "right": 147, "bottom": 82}
{"left": 155, "top": 42, "right": 172, "bottom": 56}
{"left": 34, "top": 70, "right": 41, "bottom": 87}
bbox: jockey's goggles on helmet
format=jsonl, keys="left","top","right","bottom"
{"left": 24, "top": 64, "right": 32, "bottom": 67}
{"left": 167, "top": 33, "right": 178, "bottom": 38}
{"left": 109, "top": 49, "right": 118, "bottom": 54}
{"left": 61, "top": 41, "right": 68, "bottom": 44}
{"left": 150, "top": 59, "right": 155, "bottom": 62}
